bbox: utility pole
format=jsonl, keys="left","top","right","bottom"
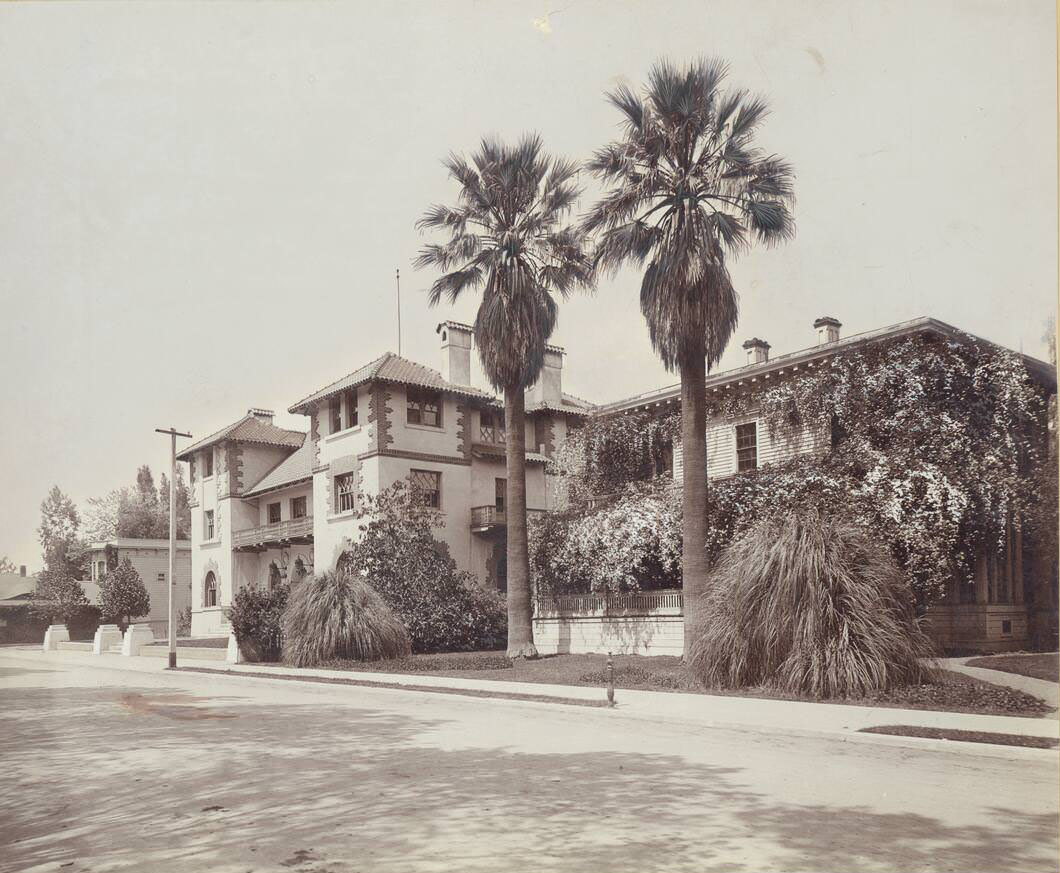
{"left": 396, "top": 268, "right": 402, "bottom": 356}
{"left": 155, "top": 426, "right": 192, "bottom": 669}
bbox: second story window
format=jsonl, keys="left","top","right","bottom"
{"left": 410, "top": 469, "right": 441, "bottom": 509}
{"left": 407, "top": 387, "right": 442, "bottom": 428}
{"left": 291, "top": 496, "right": 307, "bottom": 519}
{"left": 480, "top": 409, "right": 505, "bottom": 444}
{"left": 330, "top": 396, "right": 342, "bottom": 434}
{"left": 736, "top": 422, "right": 758, "bottom": 473}
{"left": 204, "top": 449, "right": 214, "bottom": 478}
{"left": 204, "top": 510, "right": 215, "bottom": 540}
{"left": 268, "top": 502, "right": 281, "bottom": 524}
{"left": 344, "top": 389, "right": 358, "bottom": 428}
{"left": 495, "top": 478, "right": 506, "bottom": 511}
{"left": 335, "top": 473, "right": 356, "bottom": 513}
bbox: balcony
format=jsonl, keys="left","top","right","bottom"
{"left": 232, "top": 516, "right": 314, "bottom": 551}
{"left": 470, "top": 505, "right": 545, "bottom": 533}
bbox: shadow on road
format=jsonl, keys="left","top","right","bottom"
{"left": 0, "top": 666, "right": 1056, "bottom": 873}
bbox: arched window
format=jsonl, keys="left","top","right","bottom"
{"left": 268, "top": 562, "right": 281, "bottom": 591}
{"left": 204, "top": 571, "right": 218, "bottom": 608}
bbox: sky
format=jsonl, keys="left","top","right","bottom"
{"left": 1, "top": 0, "right": 1056, "bottom": 571}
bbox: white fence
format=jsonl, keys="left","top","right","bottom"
{"left": 532, "top": 589, "right": 684, "bottom": 656}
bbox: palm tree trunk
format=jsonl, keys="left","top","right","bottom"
{"left": 679, "top": 348, "right": 709, "bottom": 656}
{"left": 504, "top": 385, "right": 538, "bottom": 658}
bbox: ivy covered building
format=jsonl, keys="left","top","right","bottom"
{"left": 536, "top": 316, "right": 1057, "bottom": 655}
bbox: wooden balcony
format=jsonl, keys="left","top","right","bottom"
{"left": 232, "top": 516, "right": 314, "bottom": 551}
{"left": 470, "top": 506, "right": 545, "bottom": 534}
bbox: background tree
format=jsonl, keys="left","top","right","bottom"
{"left": 416, "top": 133, "right": 592, "bottom": 657}
{"left": 38, "top": 485, "right": 87, "bottom": 579}
{"left": 583, "top": 58, "right": 795, "bottom": 643}
{"left": 83, "top": 464, "right": 191, "bottom": 542}
{"left": 99, "top": 558, "right": 150, "bottom": 627}
{"left": 31, "top": 566, "right": 89, "bottom": 625}
{"left": 0, "top": 556, "right": 17, "bottom": 575}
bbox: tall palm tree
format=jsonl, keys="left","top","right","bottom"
{"left": 416, "top": 134, "right": 592, "bottom": 658}
{"left": 583, "top": 59, "right": 795, "bottom": 647}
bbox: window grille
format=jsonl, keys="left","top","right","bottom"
{"left": 291, "top": 496, "right": 307, "bottom": 519}
{"left": 204, "top": 572, "right": 217, "bottom": 607}
{"left": 409, "top": 469, "right": 441, "bottom": 508}
{"left": 407, "top": 388, "right": 442, "bottom": 427}
{"left": 335, "top": 473, "right": 356, "bottom": 513}
{"left": 736, "top": 422, "right": 758, "bottom": 472}
{"left": 268, "top": 502, "right": 281, "bottom": 524}
{"left": 480, "top": 409, "right": 505, "bottom": 444}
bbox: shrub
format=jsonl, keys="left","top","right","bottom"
{"left": 341, "top": 483, "right": 507, "bottom": 653}
{"left": 281, "top": 570, "right": 410, "bottom": 667}
{"left": 176, "top": 605, "right": 192, "bottom": 638}
{"left": 31, "top": 568, "right": 89, "bottom": 625}
{"left": 687, "top": 510, "right": 935, "bottom": 698}
{"left": 99, "top": 558, "right": 150, "bottom": 626}
{"left": 227, "top": 583, "right": 289, "bottom": 662}
{"left": 529, "top": 481, "right": 681, "bottom": 595}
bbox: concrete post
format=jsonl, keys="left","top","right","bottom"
{"left": 121, "top": 623, "right": 155, "bottom": 657}
{"left": 92, "top": 624, "right": 123, "bottom": 655}
{"left": 42, "top": 624, "right": 69, "bottom": 652}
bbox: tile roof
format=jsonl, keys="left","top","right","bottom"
{"left": 527, "top": 392, "right": 595, "bottom": 416}
{"left": 243, "top": 438, "right": 314, "bottom": 497}
{"left": 177, "top": 413, "right": 305, "bottom": 461}
{"left": 470, "top": 444, "right": 549, "bottom": 465}
{"left": 288, "top": 351, "right": 495, "bottom": 414}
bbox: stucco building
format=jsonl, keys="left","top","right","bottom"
{"left": 179, "top": 322, "right": 589, "bottom": 637}
{"left": 179, "top": 314, "right": 1056, "bottom": 653}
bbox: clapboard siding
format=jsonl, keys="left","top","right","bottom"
{"left": 673, "top": 415, "right": 825, "bottom": 482}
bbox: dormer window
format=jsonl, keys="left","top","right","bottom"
{"left": 407, "top": 387, "right": 442, "bottom": 428}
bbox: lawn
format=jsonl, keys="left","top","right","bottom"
{"left": 290, "top": 650, "right": 1052, "bottom": 718}
{"left": 966, "top": 653, "right": 1059, "bottom": 683}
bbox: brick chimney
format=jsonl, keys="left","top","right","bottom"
{"left": 528, "top": 344, "right": 564, "bottom": 406}
{"left": 742, "top": 337, "right": 770, "bottom": 365}
{"left": 437, "top": 321, "right": 473, "bottom": 386}
{"left": 248, "top": 408, "right": 274, "bottom": 424}
{"left": 814, "top": 317, "right": 842, "bottom": 345}
{"left": 19, "top": 565, "right": 26, "bottom": 577}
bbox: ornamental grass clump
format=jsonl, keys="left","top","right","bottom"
{"left": 281, "top": 570, "right": 411, "bottom": 667}
{"left": 687, "top": 510, "right": 935, "bottom": 698}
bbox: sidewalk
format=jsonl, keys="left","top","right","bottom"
{"left": 10, "top": 645, "right": 1055, "bottom": 747}
{"left": 937, "top": 656, "right": 1060, "bottom": 710}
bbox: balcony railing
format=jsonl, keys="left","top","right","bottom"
{"left": 534, "top": 589, "right": 683, "bottom": 617}
{"left": 470, "top": 505, "right": 545, "bottom": 532}
{"left": 232, "top": 516, "right": 314, "bottom": 550}
{"left": 478, "top": 425, "right": 506, "bottom": 444}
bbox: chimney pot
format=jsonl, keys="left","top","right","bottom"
{"left": 813, "top": 317, "right": 842, "bottom": 344}
{"left": 437, "top": 321, "right": 473, "bottom": 386}
{"left": 742, "top": 337, "right": 770, "bottom": 365}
